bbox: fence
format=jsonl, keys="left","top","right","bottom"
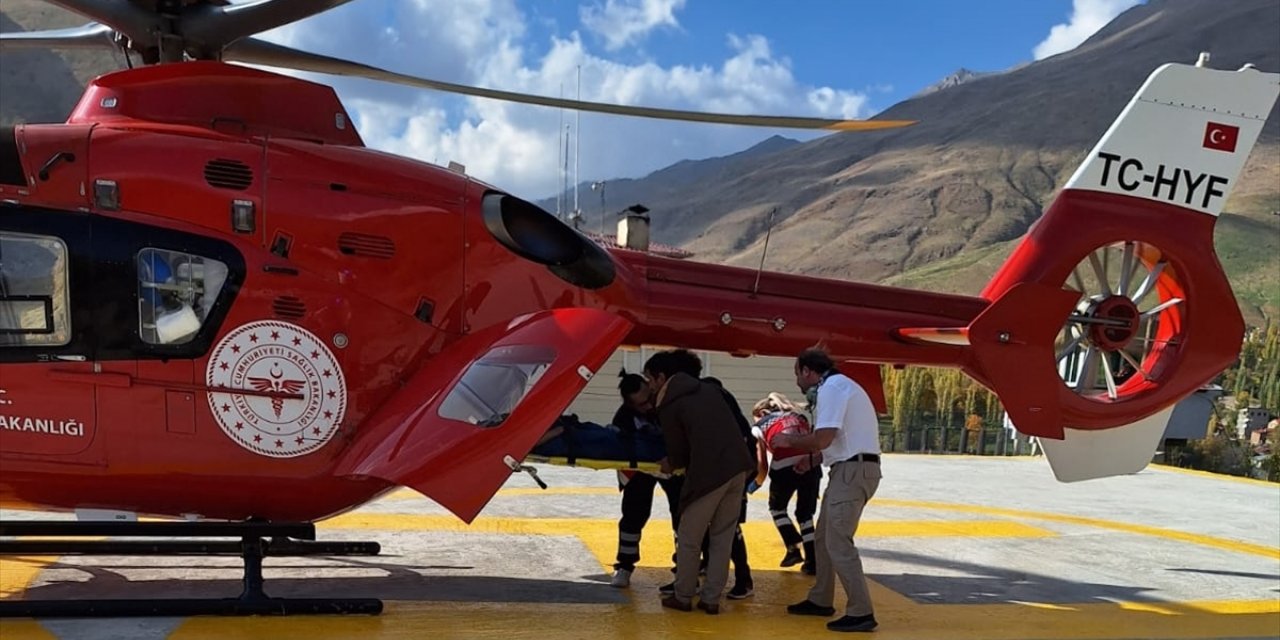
{"left": 879, "top": 426, "right": 1039, "bottom": 456}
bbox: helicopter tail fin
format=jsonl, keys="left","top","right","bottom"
{"left": 334, "top": 308, "right": 630, "bottom": 522}
{"left": 962, "top": 60, "right": 1278, "bottom": 480}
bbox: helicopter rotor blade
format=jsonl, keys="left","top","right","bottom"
{"left": 43, "top": 0, "right": 156, "bottom": 43}
{"left": 0, "top": 23, "right": 116, "bottom": 50}
{"left": 224, "top": 38, "right": 916, "bottom": 131}
{"left": 182, "top": 0, "right": 357, "bottom": 50}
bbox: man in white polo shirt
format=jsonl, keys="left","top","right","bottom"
{"left": 772, "top": 348, "right": 882, "bottom": 633}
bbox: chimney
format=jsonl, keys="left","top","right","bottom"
{"left": 616, "top": 204, "right": 650, "bottom": 252}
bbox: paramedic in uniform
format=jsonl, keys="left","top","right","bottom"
{"left": 609, "top": 372, "right": 681, "bottom": 588}
{"left": 773, "top": 349, "right": 882, "bottom": 633}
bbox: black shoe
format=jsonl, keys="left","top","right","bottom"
{"left": 827, "top": 614, "right": 878, "bottom": 632}
{"left": 696, "top": 600, "right": 720, "bottom": 615}
{"left": 787, "top": 599, "right": 836, "bottom": 616}
{"left": 661, "top": 596, "right": 692, "bottom": 612}
{"left": 726, "top": 583, "right": 754, "bottom": 600}
{"left": 801, "top": 560, "right": 816, "bottom": 576}
{"left": 780, "top": 546, "right": 804, "bottom": 567}
{"left": 658, "top": 581, "right": 675, "bottom": 596}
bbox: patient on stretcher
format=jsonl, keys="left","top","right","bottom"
{"left": 530, "top": 414, "right": 666, "bottom": 467}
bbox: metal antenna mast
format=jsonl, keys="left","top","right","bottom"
{"left": 751, "top": 207, "right": 778, "bottom": 298}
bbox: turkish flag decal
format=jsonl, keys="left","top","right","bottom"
{"left": 1203, "top": 122, "right": 1239, "bottom": 153}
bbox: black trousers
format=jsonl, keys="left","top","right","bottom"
{"left": 768, "top": 465, "right": 822, "bottom": 562}
{"left": 614, "top": 473, "right": 682, "bottom": 571}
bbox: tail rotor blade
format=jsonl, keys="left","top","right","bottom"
{"left": 223, "top": 38, "right": 915, "bottom": 131}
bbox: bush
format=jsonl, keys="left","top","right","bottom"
{"left": 1178, "top": 436, "right": 1254, "bottom": 477}
{"left": 1259, "top": 451, "right": 1280, "bottom": 483}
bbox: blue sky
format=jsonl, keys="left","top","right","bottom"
{"left": 263, "top": 0, "right": 1143, "bottom": 200}
{"left": 525, "top": 1, "right": 1091, "bottom": 107}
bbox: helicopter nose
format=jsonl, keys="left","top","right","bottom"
{"left": 480, "top": 191, "right": 615, "bottom": 290}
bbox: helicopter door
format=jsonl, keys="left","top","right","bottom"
{"left": 335, "top": 307, "right": 631, "bottom": 523}
{"left": 0, "top": 217, "right": 97, "bottom": 458}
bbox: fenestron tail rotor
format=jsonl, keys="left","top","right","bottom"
{"left": 1054, "top": 241, "right": 1183, "bottom": 403}
{"left": 0, "top": 0, "right": 915, "bottom": 131}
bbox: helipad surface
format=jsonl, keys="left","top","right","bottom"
{"left": 2, "top": 455, "right": 1278, "bottom": 639}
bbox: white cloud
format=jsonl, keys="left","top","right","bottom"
{"left": 254, "top": 0, "right": 875, "bottom": 200}
{"left": 580, "top": 0, "right": 686, "bottom": 51}
{"left": 1033, "top": 0, "right": 1142, "bottom": 60}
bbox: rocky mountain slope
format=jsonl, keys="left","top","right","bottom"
{"left": 550, "top": 0, "right": 1280, "bottom": 323}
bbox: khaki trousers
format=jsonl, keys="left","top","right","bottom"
{"left": 673, "top": 471, "right": 747, "bottom": 605}
{"left": 807, "top": 460, "right": 881, "bottom": 616}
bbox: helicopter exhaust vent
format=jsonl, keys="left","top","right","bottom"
{"left": 337, "top": 232, "right": 396, "bottom": 259}
{"left": 204, "top": 159, "right": 253, "bottom": 190}
{"left": 272, "top": 296, "right": 306, "bottom": 319}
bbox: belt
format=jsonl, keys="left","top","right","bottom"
{"left": 842, "top": 453, "right": 880, "bottom": 464}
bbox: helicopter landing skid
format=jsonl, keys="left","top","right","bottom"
{"left": 0, "top": 520, "right": 384, "bottom": 617}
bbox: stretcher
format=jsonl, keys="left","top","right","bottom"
{"left": 522, "top": 454, "right": 666, "bottom": 474}
{"left": 524, "top": 416, "right": 668, "bottom": 474}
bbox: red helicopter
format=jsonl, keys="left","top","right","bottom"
{"left": 0, "top": 0, "right": 1276, "bottom": 617}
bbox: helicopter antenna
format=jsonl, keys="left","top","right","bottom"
{"left": 563, "top": 124, "right": 571, "bottom": 222}
{"left": 750, "top": 207, "right": 778, "bottom": 298}
{"left": 574, "top": 65, "right": 582, "bottom": 226}
{"left": 557, "top": 83, "right": 564, "bottom": 219}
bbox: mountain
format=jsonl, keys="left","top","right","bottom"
{"left": 914, "top": 67, "right": 1003, "bottom": 97}
{"left": 536, "top": 134, "right": 802, "bottom": 237}
{"left": 545, "top": 0, "right": 1280, "bottom": 324}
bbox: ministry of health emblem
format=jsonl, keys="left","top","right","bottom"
{"left": 206, "top": 320, "right": 347, "bottom": 458}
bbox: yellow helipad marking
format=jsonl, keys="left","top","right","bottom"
{"left": 322, "top": 513, "right": 1051, "bottom": 571}
{"left": 0, "top": 620, "right": 56, "bottom": 640}
{"left": 875, "top": 500, "right": 1280, "bottom": 559}
{"left": 0, "top": 557, "right": 52, "bottom": 599}
{"left": 1149, "top": 463, "right": 1280, "bottom": 487}
{"left": 5, "top": 490, "right": 1277, "bottom": 639}
{"left": 160, "top": 598, "right": 1280, "bottom": 640}
{"left": 324, "top": 512, "right": 1049, "bottom": 539}
{"left": 375, "top": 490, "right": 1278, "bottom": 559}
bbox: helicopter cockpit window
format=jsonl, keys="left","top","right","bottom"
{"left": 137, "top": 248, "right": 229, "bottom": 345}
{"left": 0, "top": 232, "right": 71, "bottom": 347}
{"left": 437, "top": 345, "right": 556, "bottom": 428}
